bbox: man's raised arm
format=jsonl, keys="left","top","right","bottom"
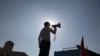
{"left": 50, "top": 27, "right": 57, "bottom": 34}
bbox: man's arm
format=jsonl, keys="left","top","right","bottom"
{"left": 50, "top": 27, "right": 57, "bottom": 34}
{"left": 38, "top": 31, "right": 42, "bottom": 48}
{"left": 38, "top": 35, "right": 40, "bottom": 46}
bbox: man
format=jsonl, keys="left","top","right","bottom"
{"left": 38, "top": 21, "right": 57, "bottom": 56}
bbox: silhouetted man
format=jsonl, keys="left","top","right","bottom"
{"left": 38, "top": 21, "right": 57, "bottom": 56}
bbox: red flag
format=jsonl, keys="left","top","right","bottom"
{"left": 81, "top": 36, "right": 84, "bottom": 49}
{"left": 80, "top": 36, "right": 88, "bottom": 56}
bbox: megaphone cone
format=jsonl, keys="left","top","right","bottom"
{"left": 52, "top": 23, "right": 61, "bottom": 28}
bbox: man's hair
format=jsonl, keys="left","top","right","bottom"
{"left": 44, "top": 21, "right": 50, "bottom": 27}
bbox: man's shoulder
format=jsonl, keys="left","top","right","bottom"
{"left": 41, "top": 27, "right": 51, "bottom": 31}
{"left": 41, "top": 27, "right": 45, "bottom": 31}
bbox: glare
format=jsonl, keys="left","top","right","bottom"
{"left": 42, "top": 18, "right": 58, "bottom": 25}
{"left": 40, "top": 16, "right": 61, "bottom": 41}
{"left": 41, "top": 18, "right": 58, "bottom": 29}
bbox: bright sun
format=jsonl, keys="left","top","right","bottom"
{"left": 39, "top": 16, "right": 61, "bottom": 41}
{"left": 43, "top": 18, "right": 58, "bottom": 25}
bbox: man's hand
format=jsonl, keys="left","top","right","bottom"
{"left": 38, "top": 37, "right": 42, "bottom": 48}
{"left": 38, "top": 40, "right": 41, "bottom": 48}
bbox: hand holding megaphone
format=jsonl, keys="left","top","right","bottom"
{"left": 52, "top": 23, "right": 61, "bottom": 42}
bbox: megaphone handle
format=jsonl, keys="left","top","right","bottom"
{"left": 54, "top": 34, "right": 56, "bottom": 41}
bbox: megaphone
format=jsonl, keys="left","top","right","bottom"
{"left": 52, "top": 23, "right": 61, "bottom": 28}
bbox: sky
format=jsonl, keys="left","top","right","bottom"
{"left": 0, "top": 0, "right": 100, "bottom": 56}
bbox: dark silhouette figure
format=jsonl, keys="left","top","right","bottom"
{"left": 0, "top": 41, "right": 27, "bottom": 56}
{"left": 38, "top": 22, "right": 57, "bottom": 56}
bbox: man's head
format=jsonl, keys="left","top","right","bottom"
{"left": 44, "top": 21, "right": 50, "bottom": 27}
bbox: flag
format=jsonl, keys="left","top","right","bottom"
{"left": 80, "top": 36, "right": 88, "bottom": 56}
{"left": 81, "top": 36, "right": 84, "bottom": 49}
